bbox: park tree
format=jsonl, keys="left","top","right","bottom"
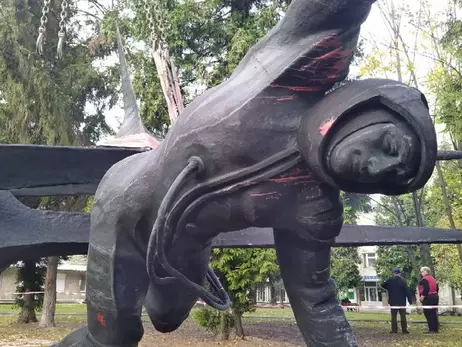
{"left": 356, "top": 0, "right": 462, "bottom": 275}
{"left": 0, "top": 0, "right": 118, "bottom": 324}
{"left": 373, "top": 194, "right": 422, "bottom": 290}
{"left": 15, "top": 260, "right": 46, "bottom": 323}
{"left": 330, "top": 192, "right": 371, "bottom": 296}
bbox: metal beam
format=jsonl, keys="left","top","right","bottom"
{"left": 214, "top": 225, "right": 462, "bottom": 248}
{"left": 1, "top": 192, "right": 462, "bottom": 271}
{"left": 0, "top": 144, "right": 144, "bottom": 196}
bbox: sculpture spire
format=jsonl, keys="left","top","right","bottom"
{"left": 101, "top": 21, "right": 160, "bottom": 149}
{"left": 115, "top": 22, "right": 147, "bottom": 138}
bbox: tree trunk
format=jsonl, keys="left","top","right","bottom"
{"left": 233, "top": 311, "right": 245, "bottom": 338}
{"left": 219, "top": 312, "right": 231, "bottom": 340}
{"left": 18, "top": 293, "right": 37, "bottom": 323}
{"left": 435, "top": 161, "right": 462, "bottom": 264}
{"left": 39, "top": 256, "right": 58, "bottom": 328}
{"left": 412, "top": 192, "right": 435, "bottom": 273}
{"left": 392, "top": 197, "right": 420, "bottom": 285}
{"left": 17, "top": 260, "right": 38, "bottom": 324}
{"left": 269, "top": 281, "right": 277, "bottom": 305}
{"left": 419, "top": 244, "right": 435, "bottom": 275}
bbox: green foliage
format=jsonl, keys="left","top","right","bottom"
{"left": 374, "top": 245, "right": 420, "bottom": 290}
{"left": 374, "top": 194, "right": 417, "bottom": 227}
{"left": 0, "top": 0, "right": 119, "bottom": 321}
{"left": 341, "top": 192, "right": 372, "bottom": 225}
{"left": 330, "top": 192, "right": 371, "bottom": 292}
{"left": 331, "top": 247, "right": 363, "bottom": 292}
{"left": 432, "top": 244, "right": 462, "bottom": 291}
{"left": 0, "top": 0, "right": 117, "bottom": 146}
{"left": 192, "top": 307, "right": 234, "bottom": 335}
{"left": 84, "top": 197, "right": 95, "bottom": 213}
{"left": 211, "top": 248, "right": 279, "bottom": 316}
{"left": 15, "top": 260, "right": 46, "bottom": 309}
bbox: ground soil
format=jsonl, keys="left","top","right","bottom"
{"left": 1, "top": 319, "right": 460, "bottom": 347}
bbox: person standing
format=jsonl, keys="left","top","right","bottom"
{"left": 418, "top": 266, "right": 439, "bottom": 333}
{"left": 381, "top": 268, "right": 413, "bottom": 334}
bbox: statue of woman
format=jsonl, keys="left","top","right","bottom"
{"left": 53, "top": 0, "right": 437, "bottom": 346}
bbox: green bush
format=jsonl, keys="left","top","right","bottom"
{"left": 192, "top": 307, "right": 234, "bottom": 336}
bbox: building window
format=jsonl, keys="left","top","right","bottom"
{"left": 361, "top": 281, "right": 382, "bottom": 303}
{"left": 365, "top": 287, "right": 378, "bottom": 302}
{"left": 363, "top": 253, "right": 376, "bottom": 268}
{"left": 56, "top": 273, "right": 66, "bottom": 293}
{"left": 256, "top": 287, "right": 267, "bottom": 303}
{"left": 80, "top": 276, "right": 86, "bottom": 292}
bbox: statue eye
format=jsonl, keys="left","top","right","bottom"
{"left": 383, "top": 135, "right": 398, "bottom": 156}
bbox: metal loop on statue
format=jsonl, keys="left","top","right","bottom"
{"left": 147, "top": 149, "right": 303, "bottom": 311}
{"left": 145, "top": 156, "right": 231, "bottom": 311}
{"left": 36, "top": 28, "right": 46, "bottom": 55}
{"left": 57, "top": 31, "right": 65, "bottom": 60}
{"left": 36, "top": 0, "right": 51, "bottom": 55}
{"left": 56, "top": 0, "right": 69, "bottom": 59}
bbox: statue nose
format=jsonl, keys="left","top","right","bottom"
{"left": 367, "top": 156, "right": 401, "bottom": 176}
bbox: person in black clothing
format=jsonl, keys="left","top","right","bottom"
{"left": 381, "top": 268, "right": 413, "bottom": 334}
{"left": 418, "top": 266, "right": 439, "bottom": 333}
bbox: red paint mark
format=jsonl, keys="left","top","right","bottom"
{"left": 319, "top": 118, "right": 335, "bottom": 136}
{"left": 276, "top": 94, "right": 296, "bottom": 101}
{"left": 267, "top": 175, "right": 313, "bottom": 183}
{"left": 303, "top": 47, "right": 343, "bottom": 64}
{"left": 250, "top": 192, "right": 278, "bottom": 197}
{"left": 270, "top": 84, "right": 324, "bottom": 92}
{"left": 314, "top": 35, "right": 342, "bottom": 49}
{"left": 96, "top": 313, "right": 107, "bottom": 327}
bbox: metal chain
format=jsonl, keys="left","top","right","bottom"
{"left": 57, "top": 0, "right": 69, "bottom": 59}
{"left": 36, "top": 0, "right": 51, "bottom": 55}
{"left": 144, "top": 0, "right": 168, "bottom": 50}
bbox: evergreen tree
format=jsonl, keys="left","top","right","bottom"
{"left": 0, "top": 0, "right": 118, "bottom": 323}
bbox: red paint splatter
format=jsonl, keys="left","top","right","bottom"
{"left": 319, "top": 118, "right": 335, "bottom": 136}
{"left": 267, "top": 175, "right": 313, "bottom": 183}
{"left": 270, "top": 84, "right": 324, "bottom": 92}
{"left": 96, "top": 313, "right": 107, "bottom": 327}
{"left": 303, "top": 47, "right": 343, "bottom": 64}
{"left": 314, "top": 35, "right": 342, "bottom": 49}
{"left": 276, "top": 94, "right": 296, "bottom": 101}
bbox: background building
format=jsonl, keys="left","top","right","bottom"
{"left": 0, "top": 261, "right": 86, "bottom": 303}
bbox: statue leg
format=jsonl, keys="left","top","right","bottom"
{"left": 53, "top": 210, "right": 149, "bottom": 347}
{"left": 273, "top": 229, "right": 357, "bottom": 347}
{"left": 144, "top": 225, "right": 214, "bottom": 333}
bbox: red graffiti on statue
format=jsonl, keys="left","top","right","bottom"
{"left": 96, "top": 312, "right": 107, "bottom": 327}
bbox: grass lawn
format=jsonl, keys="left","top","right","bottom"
{"left": 2, "top": 304, "right": 461, "bottom": 321}
{"left": 1, "top": 305, "right": 461, "bottom": 346}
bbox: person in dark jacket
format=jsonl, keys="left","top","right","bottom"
{"left": 381, "top": 268, "right": 413, "bottom": 334}
{"left": 418, "top": 266, "right": 439, "bottom": 333}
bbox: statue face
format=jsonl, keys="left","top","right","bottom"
{"left": 329, "top": 123, "right": 420, "bottom": 184}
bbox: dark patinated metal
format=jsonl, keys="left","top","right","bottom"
{"left": 0, "top": 144, "right": 144, "bottom": 196}
{"left": 46, "top": 0, "right": 439, "bottom": 346}
{"left": 0, "top": 0, "right": 456, "bottom": 346}
{"left": 2, "top": 189, "right": 462, "bottom": 275}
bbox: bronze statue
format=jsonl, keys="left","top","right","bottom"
{"left": 53, "top": 0, "right": 437, "bottom": 346}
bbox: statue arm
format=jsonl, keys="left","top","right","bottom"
{"left": 232, "top": 0, "right": 377, "bottom": 93}
{"left": 276, "top": 0, "right": 376, "bottom": 41}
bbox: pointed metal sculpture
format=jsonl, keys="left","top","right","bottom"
{"left": 3, "top": 1, "right": 462, "bottom": 346}
{"left": 100, "top": 22, "right": 160, "bottom": 149}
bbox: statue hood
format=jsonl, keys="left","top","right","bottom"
{"left": 298, "top": 79, "right": 437, "bottom": 195}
